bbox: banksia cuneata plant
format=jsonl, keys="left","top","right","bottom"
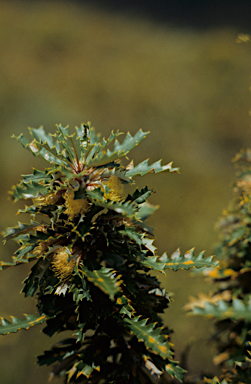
{"left": 1, "top": 123, "right": 217, "bottom": 383}
{"left": 186, "top": 149, "right": 251, "bottom": 383}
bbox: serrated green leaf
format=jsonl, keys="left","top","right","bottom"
{"left": 190, "top": 298, "right": 251, "bottom": 321}
{"left": 140, "top": 249, "right": 217, "bottom": 272}
{"left": 104, "top": 200, "right": 136, "bottom": 217}
{"left": 165, "top": 361, "right": 186, "bottom": 382}
{"left": 0, "top": 314, "right": 47, "bottom": 335}
{"left": 128, "top": 186, "right": 153, "bottom": 204}
{"left": 100, "top": 129, "right": 123, "bottom": 148}
{"left": 13, "top": 130, "right": 67, "bottom": 166}
{"left": 11, "top": 180, "right": 49, "bottom": 201}
{"left": 82, "top": 266, "right": 122, "bottom": 300}
{"left": 22, "top": 258, "right": 51, "bottom": 297}
{"left": 86, "top": 190, "right": 136, "bottom": 217}
{"left": 22, "top": 168, "right": 51, "bottom": 183}
{"left": 3, "top": 221, "right": 41, "bottom": 242}
{"left": 136, "top": 201, "right": 159, "bottom": 221}
{"left": 113, "top": 130, "right": 149, "bottom": 155}
{"left": 124, "top": 316, "right": 172, "bottom": 359}
{"left": 36, "top": 145, "right": 69, "bottom": 166}
{"left": 142, "top": 238, "right": 157, "bottom": 254}
{"left": 12, "top": 133, "right": 30, "bottom": 149}
{"left": 119, "top": 227, "right": 142, "bottom": 246}
{"left": 14, "top": 245, "right": 35, "bottom": 261}
{"left": 85, "top": 187, "right": 104, "bottom": 202}
{"left": 66, "top": 359, "right": 100, "bottom": 382}
{"left": 56, "top": 124, "right": 70, "bottom": 139}
{"left": 126, "top": 159, "right": 179, "bottom": 177}
{"left": 88, "top": 126, "right": 100, "bottom": 145}
{"left": 87, "top": 129, "right": 149, "bottom": 167}
{"left": 54, "top": 125, "right": 81, "bottom": 161}
{"left": 70, "top": 281, "right": 92, "bottom": 303}
{"left": 101, "top": 167, "right": 131, "bottom": 183}
{"left": 29, "top": 126, "right": 55, "bottom": 147}
{"left": 116, "top": 295, "right": 135, "bottom": 318}
{"left": 75, "top": 361, "right": 100, "bottom": 379}
{"left": 0, "top": 258, "right": 29, "bottom": 270}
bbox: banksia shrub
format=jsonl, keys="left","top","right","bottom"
{"left": 186, "top": 149, "right": 251, "bottom": 383}
{"left": 1, "top": 123, "right": 216, "bottom": 383}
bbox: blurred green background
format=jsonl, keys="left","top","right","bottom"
{"left": 0, "top": 1, "right": 251, "bottom": 383}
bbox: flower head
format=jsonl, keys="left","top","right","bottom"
{"left": 104, "top": 176, "right": 124, "bottom": 201}
{"left": 51, "top": 247, "right": 76, "bottom": 280}
{"left": 64, "top": 190, "right": 89, "bottom": 221}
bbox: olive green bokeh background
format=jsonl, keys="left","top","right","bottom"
{"left": 0, "top": 2, "right": 251, "bottom": 383}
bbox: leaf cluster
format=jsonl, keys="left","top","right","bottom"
{"left": 1, "top": 123, "right": 216, "bottom": 383}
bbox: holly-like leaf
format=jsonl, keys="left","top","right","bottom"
{"left": 140, "top": 249, "right": 217, "bottom": 272}
{"left": 124, "top": 316, "right": 172, "bottom": 359}
{"left": 113, "top": 130, "right": 149, "bottom": 157}
{"left": 136, "top": 201, "right": 159, "bottom": 221}
{"left": 66, "top": 360, "right": 100, "bottom": 383}
{"left": 22, "top": 168, "right": 51, "bottom": 184}
{"left": 190, "top": 298, "right": 251, "bottom": 321}
{"left": 98, "top": 129, "right": 122, "bottom": 149}
{"left": 29, "top": 126, "right": 57, "bottom": 149}
{"left": 126, "top": 159, "right": 179, "bottom": 177}
{"left": 142, "top": 237, "right": 157, "bottom": 254}
{"left": 3, "top": 221, "right": 41, "bottom": 242}
{"left": 119, "top": 227, "right": 143, "bottom": 247}
{"left": 165, "top": 361, "right": 186, "bottom": 382}
{"left": 184, "top": 291, "right": 232, "bottom": 312}
{"left": 101, "top": 200, "right": 136, "bottom": 218}
{"left": 11, "top": 181, "right": 49, "bottom": 201}
{"left": 14, "top": 244, "right": 36, "bottom": 261}
{"left": 74, "top": 361, "right": 100, "bottom": 380}
{"left": 0, "top": 258, "right": 29, "bottom": 270}
{"left": 87, "top": 130, "right": 149, "bottom": 167}
{"left": 128, "top": 186, "right": 153, "bottom": 204}
{"left": 70, "top": 280, "right": 92, "bottom": 303}
{"left": 13, "top": 131, "right": 68, "bottom": 167}
{"left": 82, "top": 266, "right": 122, "bottom": 300}
{"left": 22, "top": 258, "right": 51, "bottom": 297}
{"left": 85, "top": 187, "right": 104, "bottom": 202}
{"left": 0, "top": 314, "right": 47, "bottom": 335}
{"left": 116, "top": 295, "right": 135, "bottom": 318}
{"left": 101, "top": 167, "right": 131, "bottom": 183}
{"left": 86, "top": 190, "right": 136, "bottom": 218}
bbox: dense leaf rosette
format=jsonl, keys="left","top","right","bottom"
{"left": 1, "top": 123, "right": 216, "bottom": 383}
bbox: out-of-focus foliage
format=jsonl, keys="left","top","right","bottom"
{"left": 186, "top": 149, "right": 251, "bottom": 382}
{"left": 1, "top": 123, "right": 217, "bottom": 383}
{"left": 1, "top": 1, "right": 251, "bottom": 383}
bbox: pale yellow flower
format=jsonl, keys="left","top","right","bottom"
{"left": 64, "top": 190, "right": 89, "bottom": 221}
{"left": 104, "top": 176, "right": 124, "bottom": 201}
{"left": 33, "top": 241, "right": 48, "bottom": 256}
{"left": 51, "top": 247, "right": 76, "bottom": 280}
